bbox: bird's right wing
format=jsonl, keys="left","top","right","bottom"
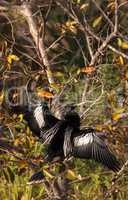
{"left": 73, "top": 132, "right": 121, "bottom": 172}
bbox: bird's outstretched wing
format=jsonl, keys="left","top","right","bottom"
{"left": 73, "top": 132, "right": 121, "bottom": 171}
{"left": 33, "top": 103, "right": 59, "bottom": 130}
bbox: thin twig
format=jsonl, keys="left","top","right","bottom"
{"left": 55, "top": 1, "right": 128, "bottom": 60}
{"left": 74, "top": 37, "right": 87, "bottom": 65}
{"left": 80, "top": 81, "right": 104, "bottom": 119}
{"left": 104, "top": 160, "right": 128, "bottom": 200}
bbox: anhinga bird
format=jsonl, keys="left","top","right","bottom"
{"left": 40, "top": 106, "right": 121, "bottom": 172}
{"left": 6, "top": 99, "right": 121, "bottom": 172}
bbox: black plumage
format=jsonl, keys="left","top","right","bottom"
{"left": 40, "top": 107, "right": 80, "bottom": 161}
{"left": 7, "top": 101, "right": 121, "bottom": 171}
{"left": 73, "top": 131, "right": 120, "bottom": 172}
{"left": 40, "top": 107, "right": 121, "bottom": 171}
{"left": 23, "top": 102, "right": 58, "bottom": 138}
{"left": 8, "top": 101, "right": 58, "bottom": 139}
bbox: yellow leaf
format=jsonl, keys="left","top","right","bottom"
{"left": 64, "top": 20, "right": 78, "bottom": 34}
{"left": 26, "top": 127, "right": 29, "bottom": 134}
{"left": 116, "top": 56, "right": 124, "bottom": 65}
{"left": 96, "top": 125, "right": 103, "bottom": 131}
{"left": 14, "top": 138, "right": 20, "bottom": 146}
{"left": 18, "top": 114, "right": 23, "bottom": 122}
{"left": 112, "top": 113, "right": 122, "bottom": 121}
{"left": 77, "top": 68, "right": 81, "bottom": 75}
{"left": 92, "top": 16, "right": 102, "bottom": 28}
{"left": 73, "top": 0, "right": 80, "bottom": 4}
{"left": 117, "top": 39, "right": 128, "bottom": 49}
{"left": 80, "top": 3, "right": 89, "bottom": 10}
{"left": 119, "top": 56, "right": 124, "bottom": 65}
{"left": 7, "top": 54, "right": 19, "bottom": 64}
{"left": 66, "top": 169, "right": 77, "bottom": 180}
{"left": 54, "top": 71, "right": 64, "bottom": 77}
{"left": 114, "top": 108, "right": 125, "bottom": 113}
{"left": 43, "top": 169, "right": 54, "bottom": 178}
{"left": 107, "top": 124, "right": 113, "bottom": 130}
{"left": 107, "top": 1, "right": 115, "bottom": 11}
{"left": 0, "top": 92, "right": 4, "bottom": 104}
{"left": 112, "top": 108, "right": 125, "bottom": 121}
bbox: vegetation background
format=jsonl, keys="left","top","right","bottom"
{"left": 0, "top": 0, "right": 128, "bottom": 199}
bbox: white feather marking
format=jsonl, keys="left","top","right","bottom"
{"left": 34, "top": 105, "right": 45, "bottom": 128}
{"left": 74, "top": 133, "right": 93, "bottom": 147}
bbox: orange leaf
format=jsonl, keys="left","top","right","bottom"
{"left": 18, "top": 160, "right": 28, "bottom": 168}
{"left": 115, "top": 56, "right": 124, "bottom": 65}
{"left": 37, "top": 90, "right": 54, "bottom": 98}
{"left": 81, "top": 66, "right": 96, "bottom": 74}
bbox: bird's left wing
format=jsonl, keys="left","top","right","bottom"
{"left": 33, "top": 105, "right": 45, "bottom": 129}
{"left": 73, "top": 131, "right": 121, "bottom": 172}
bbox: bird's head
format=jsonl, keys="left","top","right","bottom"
{"left": 63, "top": 104, "right": 80, "bottom": 128}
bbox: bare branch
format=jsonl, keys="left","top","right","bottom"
{"left": 80, "top": 81, "right": 104, "bottom": 119}
{"left": 90, "top": 32, "right": 116, "bottom": 66}
{"left": 104, "top": 160, "right": 128, "bottom": 200}
{"left": 114, "top": 0, "right": 118, "bottom": 33}
{"left": 56, "top": 1, "right": 128, "bottom": 61}
{"left": 92, "top": 0, "right": 114, "bottom": 29}
{"left": 19, "top": 3, "right": 55, "bottom": 85}
{"left": 74, "top": 37, "right": 87, "bottom": 65}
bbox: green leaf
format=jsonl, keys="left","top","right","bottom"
{"left": 92, "top": 16, "right": 102, "bottom": 28}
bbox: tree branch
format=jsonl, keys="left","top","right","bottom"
{"left": 19, "top": 3, "right": 55, "bottom": 85}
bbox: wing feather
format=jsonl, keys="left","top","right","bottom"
{"left": 73, "top": 132, "right": 120, "bottom": 171}
{"left": 40, "top": 121, "right": 63, "bottom": 144}
{"left": 63, "top": 127, "right": 73, "bottom": 157}
{"left": 34, "top": 103, "right": 59, "bottom": 130}
{"left": 34, "top": 105, "right": 45, "bottom": 129}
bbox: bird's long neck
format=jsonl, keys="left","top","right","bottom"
{"left": 64, "top": 112, "right": 80, "bottom": 130}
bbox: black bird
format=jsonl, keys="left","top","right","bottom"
{"left": 7, "top": 100, "right": 121, "bottom": 171}
{"left": 41, "top": 106, "right": 121, "bottom": 172}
